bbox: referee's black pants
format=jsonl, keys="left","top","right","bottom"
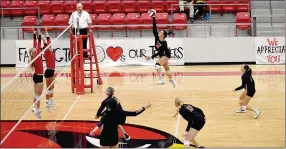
{"left": 72, "top": 28, "right": 88, "bottom": 58}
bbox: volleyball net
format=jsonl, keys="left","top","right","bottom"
{"left": 0, "top": 24, "right": 76, "bottom": 145}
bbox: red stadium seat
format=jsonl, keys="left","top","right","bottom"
{"left": 236, "top": 12, "right": 251, "bottom": 36}
{"left": 24, "top": 1, "right": 38, "bottom": 16}
{"left": 126, "top": 13, "right": 140, "bottom": 30}
{"left": 111, "top": 13, "right": 126, "bottom": 30}
{"left": 55, "top": 14, "right": 69, "bottom": 31}
{"left": 10, "top": 0, "right": 25, "bottom": 16}
{"left": 122, "top": 0, "right": 137, "bottom": 13}
{"left": 64, "top": 0, "right": 77, "bottom": 14}
{"left": 235, "top": 0, "right": 249, "bottom": 12}
{"left": 207, "top": 0, "right": 221, "bottom": 13}
{"left": 38, "top": 0, "right": 51, "bottom": 15}
{"left": 93, "top": 0, "right": 107, "bottom": 14}
{"left": 97, "top": 14, "right": 112, "bottom": 30}
{"left": 107, "top": 0, "right": 121, "bottom": 13}
{"left": 89, "top": 14, "right": 98, "bottom": 30}
{"left": 151, "top": 0, "right": 165, "bottom": 13}
{"left": 172, "top": 13, "right": 187, "bottom": 30}
{"left": 51, "top": 0, "right": 65, "bottom": 15}
{"left": 155, "top": 13, "right": 169, "bottom": 30}
{"left": 80, "top": 0, "right": 93, "bottom": 13}
{"left": 222, "top": 0, "right": 235, "bottom": 13}
{"left": 40, "top": 14, "right": 55, "bottom": 31}
{"left": 22, "top": 16, "right": 37, "bottom": 33}
{"left": 137, "top": 0, "right": 151, "bottom": 13}
{"left": 0, "top": 0, "right": 12, "bottom": 17}
{"left": 140, "top": 13, "right": 153, "bottom": 30}
{"left": 166, "top": 0, "right": 179, "bottom": 13}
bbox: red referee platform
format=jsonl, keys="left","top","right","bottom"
{"left": 70, "top": 30, "right": 103, "bottom": 95}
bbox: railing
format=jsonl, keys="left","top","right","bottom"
{"left": 1, "top": 7, "right": 41, "bottom": 24}
{"left": 170, "top": 3, "right": 250, "bottom": 21}
{"left": 0, "top": 23, "right": 255, "bottom": 39}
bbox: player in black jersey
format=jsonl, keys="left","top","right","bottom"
{"left": 145, "top": 10, "right": 176, "bottom": 88}
{"left": 89, "top": 87, "right": 151, "bottom": 148}
{"left": 174, "top": 98, "right": 205, "bottom": 148}
{"left": 233, "top": 64, "right": 261, "bottom": 119}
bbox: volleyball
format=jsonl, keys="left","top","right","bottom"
{"left": 148, "top": 9, "right": 156, "bottom": 17}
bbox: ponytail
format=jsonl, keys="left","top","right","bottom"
{"left": 163, "top": 30, "right": 175, "bottom": 38}
{"left": 28, "top": 48, "right": 34, "bottom": 70}
{"left": 244, "top": 64, "right": 252, "bottom": 76}
{"left": 174, "top": 98, "right": 184, "bottom": 117}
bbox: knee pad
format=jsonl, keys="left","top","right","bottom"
{"left": 35, "top": 95, "right": 41, "bottom": 101}
{"left": 155, "top": 63, "right": 161, "bottom": 69}
{"left": 46, "top": 89, "right": 53, "bottom": 95}
{"left": 184, "top": 140, "right": 190, "bottom": 146}
{"left": 166, "top": 70, "right": 171, "bottom": 74}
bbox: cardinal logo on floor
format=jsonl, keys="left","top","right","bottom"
{"left": 1, "top": 120, "right": 190, "bottom": 148}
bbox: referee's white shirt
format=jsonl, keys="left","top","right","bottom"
{"left": 69, "top": 10, "right": 92, "bottom": 29}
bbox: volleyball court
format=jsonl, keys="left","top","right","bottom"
{"left": 0, "top": 24, "right": 83, "bottom": 146}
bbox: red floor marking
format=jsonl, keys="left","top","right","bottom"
{"left": 1, "top": 71, "right": 285, "bottom": 78}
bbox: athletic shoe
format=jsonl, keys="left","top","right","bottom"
{"left": 124, "top": 133, "right": 131, "bottom": 141}
{"left": 236, "top": 109, "right": 246, "bottom": 113}
{"left": 51, "top": 99, "right": 57, "bottom": 110}
{"left": 156, "top": 79, "right": 165, "bottom": 85}
{"left": 196, "top": 145, "right": 205, "bottom": 148}
{"left": 45, "top": 100, "right": 52, "bottom": 113}
{"left": 169, "top": 79, "right": 176, "bottom": 88}
{"left": 32, "top": 108, "right": 42, "bottom": 120}
{"left": 254, "top": 110, "right": 261, "bottom": 119}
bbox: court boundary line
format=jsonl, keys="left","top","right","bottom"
{"left": 44, "top": 95, "right": 81, "bottom": 147}
{"left": 0, "top": 44, "right": 77, "bottom": 145}
{"left": 174, "top": 114, "right": 181, "bottom": 143}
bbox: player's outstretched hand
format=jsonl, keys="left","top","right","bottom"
{"left": 89, "top": 129, "right": 96, "bottom": 136}
{"left": 144, "top": 103, "right": 151, "bottom": 109}
{"left": 146, "top": 56, "right": 151, "bottom": 60}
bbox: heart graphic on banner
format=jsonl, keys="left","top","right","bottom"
{"left": 106, "top": 46, "right": 123, "bottom": 62}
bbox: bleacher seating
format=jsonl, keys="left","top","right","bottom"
{"left": 93, "top": 0, "right": 107, "bottom": 14}
{"left": 222, "top": 0, "right": 235, "bottom": 13}
{"left": 166, "top": 0, "right": 179, "bottom": 13}
{"left": 107, "top": 0, "right": 122, "bottom": 14}
{"left": 137, "top": 0, "right": 152, "bottom": 13}
{"left": 89, "top": 14, "right": 98, "bottom": 30}
{"left": 1, "top": 0, "right": 11, "bottom": 16}
{"left": 40, "top": 14, "right": 55, "bottom": 30}
{"left": 151, "top": 0, "right": 165, "bottom": 13}
{"left": 112, "top": 13, "right": 127, "bottom": 30}
{"left": 140, "top": 13, "right": 153, "bottom": 30}
{"left": 172, "top": 13, "right": 187, "bottom": 31}
{"left": 96, "top": 13, "right": 112, "bottom": 30}
{"left": 126, "top": 13, "right": 140, "bottom": 30}
{"left": 80, "top": 0, "right": 93, "bottom": 14}
{"left": 0, "top": 0, "right": 255, "bottom": 37}
{"left": 54, "top": 14, "right": 69, "bottom": 31}
{"left": 122, "top": 0, "right": 137, "bottom": 13}
{"left": 64, "top": 0, "right": 77, "bottom": 14}
{"left": 50, "top": 0, "right": 65, "bottom": 15}
{"left": 236, "top": 12, "right": 251, "bottom": 36}
{"left": 38, "top": 0, "right": 51, "bottom": 15}
{"left": 24, "top": 1, "right": 38, "bottom": 16}
{"left": 10, "top": 0, "right": 25, "bottom": 16}
{"left": 22, "top": 16, "right": 37, "bottom": 38}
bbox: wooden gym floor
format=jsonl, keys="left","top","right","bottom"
{"left": 1, "top": 65, "right": 285, "bottom": 147}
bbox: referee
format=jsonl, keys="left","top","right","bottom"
{"left": 69, "top": 3, "right": 92, "bottom": 58}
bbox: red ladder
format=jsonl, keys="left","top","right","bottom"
{"left": 70, "top": 31, "right": 103, "bottom": 95}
